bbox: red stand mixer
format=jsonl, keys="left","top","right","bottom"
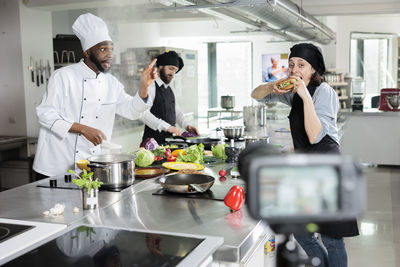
{"left": 379, "top": 88, "right": 400, "bottom": 111}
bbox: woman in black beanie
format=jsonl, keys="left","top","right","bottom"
{"left": 252, "top": 43, "right": 359, "bottom": 267}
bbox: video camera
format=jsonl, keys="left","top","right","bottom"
{"left": 238, "top": 143, "right": 365, "bottom": 232}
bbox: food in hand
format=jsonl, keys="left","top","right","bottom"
{"left": 182, "top": 131, "right": 198, "bottom": 137}
{"left": 219, "top": 169, "right": 227, "bottom": 177}
{"left": 224, "top": 185, "right": 245, "bottom": 211}
{"left": 276, "top": 78, "right": 297, "bottom": 90}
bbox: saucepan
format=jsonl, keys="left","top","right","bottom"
{"left": 158, "top": 173, "right": 215, "bottom": 194}
{"left": 87, "top": 153, "right": 135, "bottom": 190}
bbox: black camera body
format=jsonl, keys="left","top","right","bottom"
{"left": 238, "top": 143, "right": 365, "bottom": 228}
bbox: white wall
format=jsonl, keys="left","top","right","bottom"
{"left": 0, "top": 0, "right": 27, "bottom": 136}
{"left": 326, "top": 14, "right": 400, "bottom": 73}
{"left": 19, "top": 3, "right": 53, "bottom": 137}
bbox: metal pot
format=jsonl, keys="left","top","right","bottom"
{"left": 87, "top": 154, "right": 135, "bottom": 190}
{"left": 244, "top": 136, "right": 270, "bottom": 146}
{"left": 222, "top": 126, "right": 244, "bottom": 140}
{"left": 221, "top": 95, "right": 235, "bottom": 109}
{"left": 243, "top": 105, "right": 267, "bottom": 130}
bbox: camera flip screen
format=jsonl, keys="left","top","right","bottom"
{"left": 258, "top": 165, "right": 339, "bottom": 217}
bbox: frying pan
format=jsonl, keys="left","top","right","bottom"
{"left": 158, "top": 173, "right": 215, "bottom": 194}
{"left": 166, "top": 136, "right": 221, "bottom": 150}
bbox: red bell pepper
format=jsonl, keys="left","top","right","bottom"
{"left": 167, "top": 155, "right": 177, "bottom": 162}
{"left": 224, "top": 185, "right": 245, "bottom": 211}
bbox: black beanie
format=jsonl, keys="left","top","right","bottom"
{"left": 289, "top": 43, "right": 326, "bottom": 75}
{"left": 156, "top": 51, "right": 184, "bottom": 73}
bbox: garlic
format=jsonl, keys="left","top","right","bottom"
{"left": 73, "top": 207, "right": 80, "bottom": 213}
{"left": 49, "top": 203, "right": 65, "bottom": 216}
{"left": 42, "top": 210, "right": 50, "bottom": 216}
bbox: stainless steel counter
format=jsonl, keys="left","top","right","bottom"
{"left": 0, "top": 163, "right": 271, "bottom": 264}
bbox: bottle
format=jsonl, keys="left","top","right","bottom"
{"left": 264, "top": 235, "right": 276, "bottom": 256}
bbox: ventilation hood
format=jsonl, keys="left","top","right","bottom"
{"left": 150, "top": 0, "right": 336, "bottom": 44}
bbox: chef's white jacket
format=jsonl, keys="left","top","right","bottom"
{"left": 139, "top": 77, "right": 188, "bottom": 132}
{"left": 33, "top": 60, "right": 151, "bottom": 176}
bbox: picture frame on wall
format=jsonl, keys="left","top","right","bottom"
{"left": 261, "top": 53, "right": 289, "bottom": 82}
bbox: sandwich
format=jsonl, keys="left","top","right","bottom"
{"left": 276, "top": 78, "right": 297, "bottom": 90}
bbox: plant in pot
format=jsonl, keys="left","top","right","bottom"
{"left": 68, "top": 169, "right": 103, "bottom": 210}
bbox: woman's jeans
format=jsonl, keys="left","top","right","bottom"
{"left": 294, "top": 233, "right": 347, "bottom": 267}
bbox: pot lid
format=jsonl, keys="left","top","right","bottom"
{"left": 87, "top": 153, "right": 135, "bottom": 163}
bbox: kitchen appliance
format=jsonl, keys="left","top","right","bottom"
{"left": 350, "top": 77, "right": 366, "bottom": 112}
{"left": 243, "top": 105, "right": 267, "bottom": 131}
{"left": 87, "top": 154, "right": 136, "bottom": 190}
{"left": 3, "top": 225, "right": 221, "bottom": 267}
{"left": 153, "top": 183, "right": 230, "bottom": 201}
{"left": 221, "top": 126, "right": 244, "bottom": 140}
{"left": 0, "top": 218, "right": 66, "bottom": 265}
{"left": 221, "top": 95, "right": 235, "bottom": 110}
{"left": 158, "top": 173, "right": 215, "bottom": 194}
{"left": 379, "top": 88, "right": 400, "bottom": 111}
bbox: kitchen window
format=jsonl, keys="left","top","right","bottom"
{"left": 350, "top": 32, "right": 398, "bottom": 108}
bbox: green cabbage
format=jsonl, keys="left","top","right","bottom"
{"left": 211, "top": 144, "right": 227, "bottom": 160}
{"left": 135, "top": 149, "right": 155, "bottom": 167}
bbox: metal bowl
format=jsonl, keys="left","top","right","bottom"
{"left": 222, "top": 126, "right": 244, "bottom": 140}
{"left": 387, "top": 95, "right": 399, "bottom": 109}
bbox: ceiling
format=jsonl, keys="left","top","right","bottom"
{"left": 25, "top": 0, "right": 400, "bottom": 43}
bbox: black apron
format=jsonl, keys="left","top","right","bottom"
{"left": 142, "top": 82, "right": 176, "bottom": 144}
{"left": 288, "top": 85, "right": 359, "bottom": 238}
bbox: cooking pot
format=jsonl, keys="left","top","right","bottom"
{"left": 222, "top": 126, "right": 244, "bottom": 140}
{"left": 243, "top": 105, "right": 267, "bottom": 130}
{"left": 87, "top": 153, "right": 135, "bottom": 190}
{"left": 221, "top": 95, "right": 235, "bottom": 109}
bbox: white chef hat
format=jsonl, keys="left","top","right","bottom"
{"left": 72, "top": 13, "right": 112, "bottom": 52}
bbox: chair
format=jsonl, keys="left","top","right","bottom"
{"left": 371, "top": 95, "right": 380, "bottom": 108}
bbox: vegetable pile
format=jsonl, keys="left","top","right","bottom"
{"left": 211, "top": 144, "right": 227, "bottom": 161}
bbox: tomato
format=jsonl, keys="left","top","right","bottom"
{"left": 219, "top": 169, "right": 227, "bottom": 177}
{"left": 219, "top": 176, "right": 226, "bottom": 182}
{"left": 167, "top": 155, "right": 177, "bottom": 162}
{"left": 154, "top": 156, "right": 163, "bottom": 161}
{"left": 165, "top": 148, "right": 171, "bottom": 157}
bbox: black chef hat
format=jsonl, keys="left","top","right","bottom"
{"left": 289, "top": 43, "right": 326, "bottom": 75}
{"left": 156, "top": 51, "right": 184, "bottom": 73}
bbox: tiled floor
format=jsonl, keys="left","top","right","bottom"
{"left": 345, "top": 165, "right": 400, "bottom": 267}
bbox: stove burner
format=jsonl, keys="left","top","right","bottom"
{"left": 0, "top": 226, "right": 11, "bottom": 240}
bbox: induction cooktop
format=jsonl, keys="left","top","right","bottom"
{"left": 3, "top": 226, "right": 205, "bottom": 267}
{"left": 0, "top": 223, "right": 34, "bottom": 243}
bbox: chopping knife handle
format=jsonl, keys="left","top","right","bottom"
{"left": 36, "top": 74, "right": 40, "bottom": 86}
{"left": 41, "top": 74, "right": 44, "bottom": 84}
{"left": 31, "top": 71, "right": 34, "bottom": 82}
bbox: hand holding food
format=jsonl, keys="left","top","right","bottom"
{"left": 275, "top": 77, "right": 297, "bottom": 90}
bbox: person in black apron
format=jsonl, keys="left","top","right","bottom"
{"left": 141, "top": 51, "right": 199, "bottom": 145}
{"left": 252, "top": 43, "right": 359, "bottom": 267}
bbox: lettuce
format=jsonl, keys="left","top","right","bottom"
{"left": 176, "top": 144, "right": 204, "bottom": 164}
{"left": 135, "top": 149, "right": 155, "bottom": 167}
{"left": 211, "top": 144, "right": 227, "bottom": 160}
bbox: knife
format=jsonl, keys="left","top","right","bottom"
{"left": 35, "top": 61, "right": 40, "bottom": 87}
{"left": 28, "top": 57, "right": 34, "bottom": 82}
{"left": 40, "top": 60, "right": 44, "bottom": 84}
{"left": 46, "top": 60, "right": 51, "bottom": 84}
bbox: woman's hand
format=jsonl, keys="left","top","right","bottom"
{"left": 291, "top": 76, "right": 312, "bottom": 101}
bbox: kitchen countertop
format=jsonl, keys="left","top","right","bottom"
{"left": 0, "top": 163, "right": 271, "bottom": 264}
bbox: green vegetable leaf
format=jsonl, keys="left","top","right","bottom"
{"left": 135, "top": 149, "right": 155, "bottom": 167}
{"left": 211, "top": 144, "right": 227, "bottom": 160}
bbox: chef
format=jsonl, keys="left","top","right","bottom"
{"left": 33, "top": 13, "right": 156, "bottom": 178}
{"left": 140, "top": 51, "right": 199, "bottom": 144}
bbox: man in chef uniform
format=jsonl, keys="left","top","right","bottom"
{"left": 140, "top": 51, "right": 199, "bottom": 144}
{"left": 33, "top": 13, "right": 156, "bottom": 178}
